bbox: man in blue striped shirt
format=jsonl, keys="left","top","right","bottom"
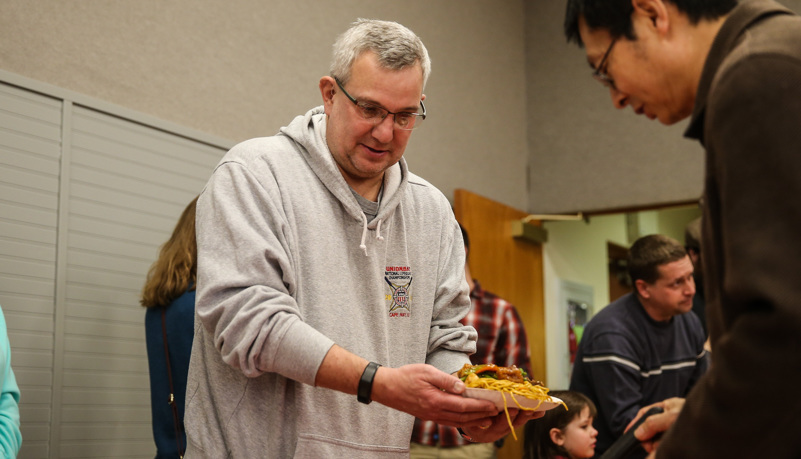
{"left": 569, "top": 234, "right": 708, "bottom": 458}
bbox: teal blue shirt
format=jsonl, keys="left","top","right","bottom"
{"left": 0, "top": 306, "right": 21, "bottom": 457}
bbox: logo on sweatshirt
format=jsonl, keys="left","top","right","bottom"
{"left": 385, "top": 266, "right": 412, "bottom": 317}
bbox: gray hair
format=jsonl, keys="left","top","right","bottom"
{"left": 329, "top": 18, "right": 431, "bottom": 89}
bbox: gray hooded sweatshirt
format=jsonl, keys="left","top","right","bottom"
{"left": 185, "top": 106, "right": 476, "bottom": 458}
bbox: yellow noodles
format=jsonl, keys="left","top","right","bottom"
{"left": 499, "top": 391, "right": 516, "bottom": 440}
{"left": 465, "top": 375, "right": 564, "bottom": 441}
{"left": 465, "top": 376, "right": 554, "bottom": 406}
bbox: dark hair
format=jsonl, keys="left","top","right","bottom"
{"left": 524, "top": 390, "right": 598, "bottom": 459}
{"left": 459, "top": 223, "right": 470, "bottom": 252}
{"left": 627, "top": 234, "right": 687, "bottom": 285}
{"left": 564, "top": 0, "right": 738, "bottom": 46}
{"left": 684, "top": 216, "right": 702, "bottom": 252}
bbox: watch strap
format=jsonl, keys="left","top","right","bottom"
{"left": 357, "top": 362, "right": 381, "bottom": 404}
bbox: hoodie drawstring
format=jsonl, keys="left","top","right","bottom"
{"left": 359, "top": 215, "right": 369, "bottom": 256}
{"left": 359, "top": 215, "right": 384, "bottom": 256}
{"left": 375, "top": 219, "right": 384, "bottom": 242}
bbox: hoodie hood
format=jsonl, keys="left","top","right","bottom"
{"left": 278, "top": 106, "right": 408, "bottom": 255}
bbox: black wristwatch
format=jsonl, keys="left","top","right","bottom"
{"left": 357, "top": 362, "right": 381, "bottom": 404}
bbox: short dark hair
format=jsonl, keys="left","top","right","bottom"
{"left": 684, "top": 216, "right": 702, "bottom": 252}
{"left": 627, "top": 234, "right": 688, "bottom": 284}
{"left": 524, "top": 390, "right": 598, "bottom": 459}
{"left": 564, "top": 0, "right": 738, "bottom": 46}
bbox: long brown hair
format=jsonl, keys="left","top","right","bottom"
{"left": 140, "top": 196, "right": 198, "bottom": 308}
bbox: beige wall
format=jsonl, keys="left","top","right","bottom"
{"left": 5, "top": 1, "right": 798, "bottom": 214}
{"left": 0, "top": 0, "right": 530, "bottom": 211}
{"left": 525, "top": 1, "right": 704, "bottom": 214}
{"left": 526, "top": 0, "right": 801, "bottom": 214}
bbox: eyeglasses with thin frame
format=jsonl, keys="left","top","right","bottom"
{"left": 334, "top": 78, "right": 426, "bottom": 130}
{"left": 592, "top": 37, "right": 618, "bottom": 90}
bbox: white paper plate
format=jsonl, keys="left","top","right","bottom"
{"left": 464, "top": 388, "right": 563, "bottom": 412}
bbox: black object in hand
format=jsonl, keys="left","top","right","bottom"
{"left": 600, "top": 406, "right": 664, "bottom": 459}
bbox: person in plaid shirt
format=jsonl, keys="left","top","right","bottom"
{"left": 410, "top": 224, "right": 532, "bottom": 459}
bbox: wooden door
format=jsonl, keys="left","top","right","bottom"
{"left": 453, "top": 189, "right": 546, "bottom": 459}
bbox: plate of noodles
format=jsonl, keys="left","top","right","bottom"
{"left": 457, "top": 363, "right": 565, "bottom": 412}
{"left": 463, "top": 387, "right": 563, "bottom": 411}
{"left": 458, "top": 364, "right": 566, "bottom": 440}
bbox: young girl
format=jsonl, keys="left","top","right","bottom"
{"left": 524, "top": 390, "right": 598, "bottom": 459}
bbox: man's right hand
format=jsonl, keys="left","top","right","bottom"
{"left": 371, "top": 363, "right": 499, "bottom": 426}
{"left": 631, "top": 397, "right": 686, "bottom": 455}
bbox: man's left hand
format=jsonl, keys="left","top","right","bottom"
{"left": 460, "top": 407, "right": 544, "bottom": 443}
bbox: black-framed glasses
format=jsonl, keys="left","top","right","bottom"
{"left": 334, "top": 78, "right": 426, "bottom": 130}
{"left": 592, "top": 37, "right": 618, "bottom": 90}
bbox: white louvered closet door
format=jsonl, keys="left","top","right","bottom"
{"left": 0, "top": 81, "right": 62, "bottom": 459}
{"left": 0, "top": 79, "right": 228, "bottom": 458}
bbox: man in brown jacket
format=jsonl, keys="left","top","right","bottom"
{"left": 564, "top": 0, "right": 801, "bottom": 457}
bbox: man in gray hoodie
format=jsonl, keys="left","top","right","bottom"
{"left": 185, "top": 19, "right": 541, "bottom": 458}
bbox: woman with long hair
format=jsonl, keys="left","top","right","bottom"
{"left": 141, "top": 196, "right": 197, "bottom": 459}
